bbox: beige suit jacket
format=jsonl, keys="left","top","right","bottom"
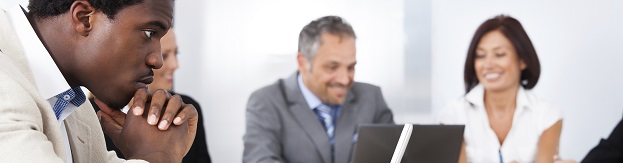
{"left": 0, "top": 8, "right": 144, "bottom": 163}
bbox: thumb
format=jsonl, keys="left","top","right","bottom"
{"left": 98, "top": 111, "right": 122, "bottom": 142}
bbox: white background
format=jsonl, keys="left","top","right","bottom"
{"left": 3, "top": 0, "right": 623, "bottom": 162}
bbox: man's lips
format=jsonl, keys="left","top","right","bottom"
{"left": 138, "top": 70, "right": 155, "bottom": 84}
{"left": 138, "top": 76, "right": 154, "bottom": 84}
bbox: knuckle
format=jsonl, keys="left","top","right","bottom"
{"left": 136, "top": 88, "right": 148, "bottom": 95}
{"left": 172, "top": 95, "right": 184, "bottom": 104}
{"left": 150, "top": 106, "right": 161, "bottom": 114}
{"left": 154, "top": 89, "right": 168, "bottom": 97}
{"left": 162, "top": 113, "right": 173, "bottom": 119}
{"left": 187, "top": 104, "right": 198, "bottom": 114}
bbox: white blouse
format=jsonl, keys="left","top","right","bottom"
{"left": 437, "top": 84, "right": 562, "bottom": 163}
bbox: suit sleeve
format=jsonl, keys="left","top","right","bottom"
{"left": 0, "top": 72, "right": 64, "bottom": 162}
{"left": 373, "top": 86, "right": 395, "bottom": 124}
{"left": 583, "top": 118, "right": 623, "bottom": 162}
{"left": 243, "top": 89, "right": 285, "bottom": 163}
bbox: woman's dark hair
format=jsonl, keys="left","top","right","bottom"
{"left": 464, "top": 15, "right": 541, "bottom": 93}
{"left": 28, "top": 0, "right": 144, "bottom": 19}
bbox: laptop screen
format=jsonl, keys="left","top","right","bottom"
{"left": 351, "top": 124, "right": 465, "bottom": 163}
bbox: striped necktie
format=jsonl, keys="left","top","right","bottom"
{"left": 315, "top": 104, "right": 337, "bottom": 145}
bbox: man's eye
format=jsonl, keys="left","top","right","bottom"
{"left": 143, "top": 30, "right": 155, "bottom": 38}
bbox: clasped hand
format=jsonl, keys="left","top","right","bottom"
{"left": 95, "top": 88, "right": 198, "bottom": 163}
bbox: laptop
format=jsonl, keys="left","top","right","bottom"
{"left": 351, "top": 124, "right": 465, "bottom": 163}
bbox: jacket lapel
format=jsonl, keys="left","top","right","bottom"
{"left": 334, "top": 89, "right": 358, "bottom": 163}
{"left": 64, "top": 102, "right": 94, "bottom": 163}
{"left": 283, "top": 72, "right": 332, "bottom": 163}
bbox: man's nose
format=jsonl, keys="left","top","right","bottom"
{"left": 335, "top": 68, "right": 351, "bottom": 86}
{"left": 147, "top": 45, "right": 164, "bottom": 69}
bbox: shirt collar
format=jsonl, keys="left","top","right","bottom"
{"left": 516, "top": 86, "right": 531, "bottom": 109}
{"left": 465, "top": 84, "right": 532, "bottom": 110}
{"left": 7, "top": 5, "right": 72, "bottom": 99}
{"left": 298, "top": 74, "right": 323, "bottom": 110}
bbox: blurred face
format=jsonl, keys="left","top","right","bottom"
{"left": 298, "top": 33, "right": 356, "bottom": 105}
{"left": 474, "top": 30, "right": 526, "bottom": 92}
{"left": 76, "top": 0, "right": 174, "bottom": 109}
{"left": 149, "top": 29, "right": 178, "bottom": 92}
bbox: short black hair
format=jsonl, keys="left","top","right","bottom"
{"left": 464, "top": 15, "right": 541, "bottom": 93}
{"left": 28, "top": 0, "right": 144, "bottom": 19}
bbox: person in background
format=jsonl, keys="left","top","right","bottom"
{"left": 91, "top": 29, "right": 212, "bottom": 163}
{"left": 243, "top": 15, "right": 394, "bottom": 163}
{"left": 437, "top": 15, "right": 564, "bottom": 163}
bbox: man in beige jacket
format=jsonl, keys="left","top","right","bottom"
{"left": 0, "top": 0, "right": 198, "bottom": 162}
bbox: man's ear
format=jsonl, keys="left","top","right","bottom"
{"left": 297, "top": 52, "right": 309, "bottom": 72}
{"left": 70, "top": 0, "right": 96, "bottom": 36}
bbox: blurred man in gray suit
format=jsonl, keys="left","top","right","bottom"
{"left": 243, "top": 16, "right": 395, "bottom": 163}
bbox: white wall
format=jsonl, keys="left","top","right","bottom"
{"left": 0, "top": 0, "right": 26, "bottom": 11}
{"left": 431, "top": 0, "right": 623, "bottom": 160}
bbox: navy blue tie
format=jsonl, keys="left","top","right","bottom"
{"left": 315, "top": 104, "right": 339, "bottom": 146}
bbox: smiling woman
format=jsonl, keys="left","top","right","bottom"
{"left": 437, "top": 15, "right": 564, "bottom": 163}
{"left": 463, "top": 15, "right": 541, "bottom": 93}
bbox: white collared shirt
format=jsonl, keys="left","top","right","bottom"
{"left": 298, "top": 74, "right": 323, "bottom": 110}
{"left": 7, "top": 4, "right": 81, "bottom": 162}
{"left": 437, "top": 84, "right": 562, "bottom": 163}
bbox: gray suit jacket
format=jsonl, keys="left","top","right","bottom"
{"left": 243, "top": 72, "right": 395, "bottom": 163}
{"left": 0, "top": 8, "right": 143, "bottom": 163}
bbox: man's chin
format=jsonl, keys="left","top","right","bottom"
{"left": 97, "top": 96, "right": 130, "bottom": 110}
{"left": 325, "top": 97, "right": 345, "bottom": 105}
{"left": 107, "top": 102, "right": 127, "bottom": 110}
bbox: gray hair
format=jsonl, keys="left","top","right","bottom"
{"left": 298, "top": 16, "right": 357, "bottom": 65}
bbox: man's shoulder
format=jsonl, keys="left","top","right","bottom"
{"left": 246, "top": 79, "right": 292, "bottom": 112}
{"left": 0, "top": 60, "right": 29, "bottom": 95}
{"left": 0, "top": 51, "right": 35, "bottom": 94}
{"left": 351, "top": 81, "right": 381, "bottom": 94}
{"left": 249, "top": 80, "right": 283, "bottom": 99}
